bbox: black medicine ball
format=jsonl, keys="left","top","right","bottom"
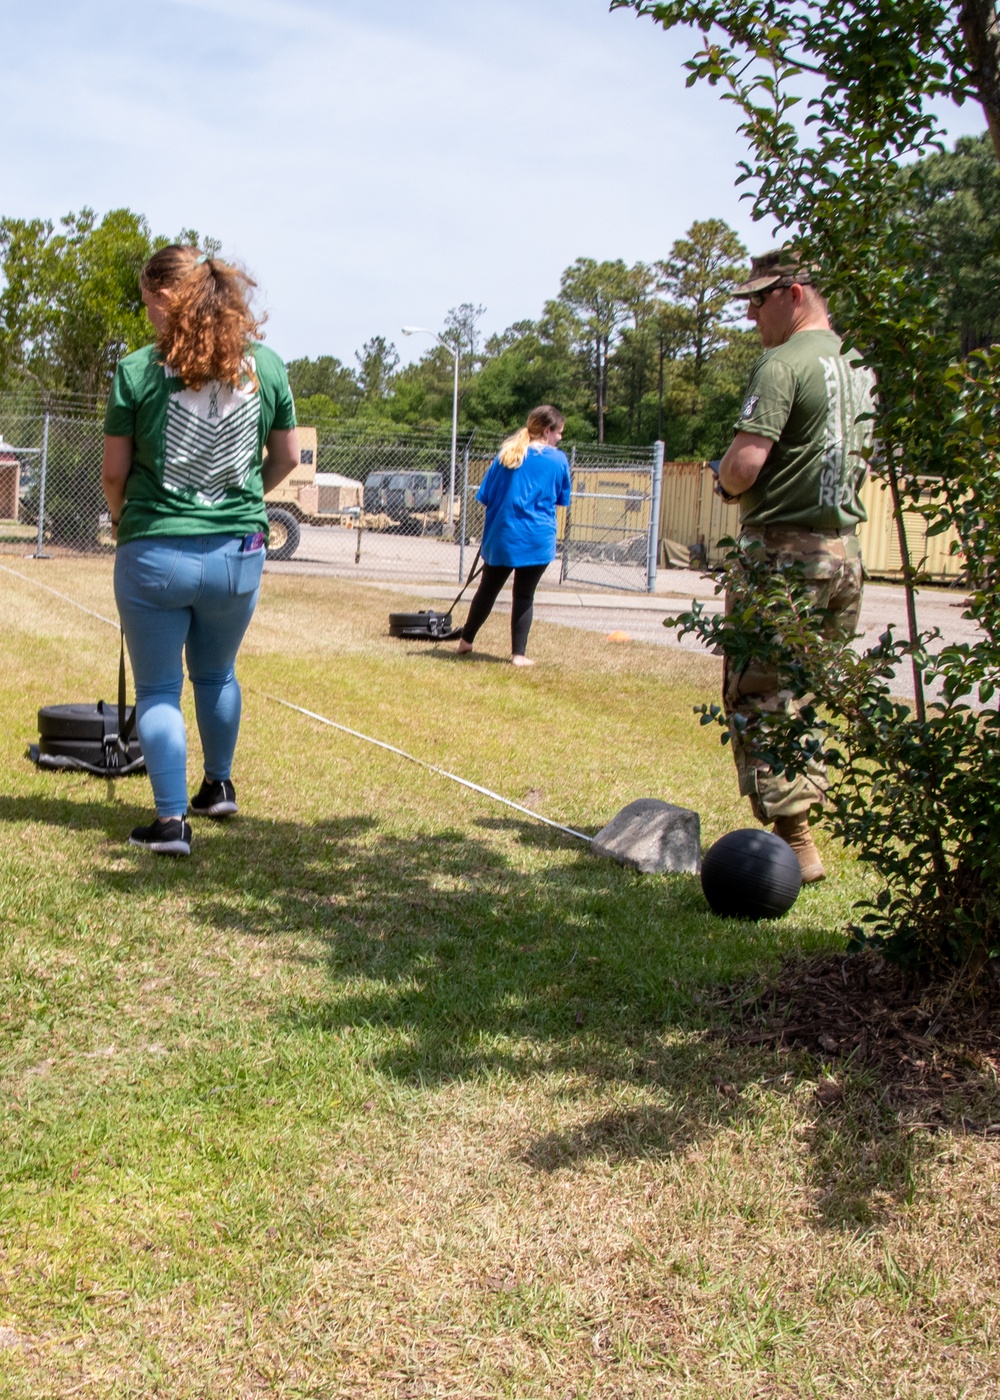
{"left": 700, "top": 828, "right": 802, "bottom": 920}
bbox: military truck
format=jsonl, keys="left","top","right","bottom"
{"left": 262, "top": 427, "right": 363, "bottom": 559}
{"left": 263, "top": 431, "right": 447, "bottom": 557}
{"left": 362, "top": 469, "right": 444, "bottom": 531}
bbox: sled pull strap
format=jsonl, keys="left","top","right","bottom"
{"left": 443, "top": 545, "right": 483, "bottom": 618}
{"left": 118, "top": 629, "right": 137, "bottom": 747}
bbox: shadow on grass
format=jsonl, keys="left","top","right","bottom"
{"left": 2, "top": 789, "right": 986, "bottom": 1232}
{"left": 424, "top": 648, "right": 513, "bottom": 666}
{"left": 473, "top": 815, "right": 604, "bottom": 842}
{"left": 519, "top": 1063, "right": 934, "bottom": 1233}
{"left": 0, "top": 784, "right": 149, "bottom": 838}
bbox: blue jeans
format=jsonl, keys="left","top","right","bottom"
{"left": 114, "top": 535, "right": 265, "bottom": 817}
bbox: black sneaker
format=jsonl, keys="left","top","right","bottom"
{"left": 129, "top": 816, "right": 192, "bottom": 857}
{"left": 189, "top": 777, "right": 238, "bottom": 819}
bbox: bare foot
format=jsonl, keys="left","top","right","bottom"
{"left": 511, "top": 654, "right": 535, "bottom": 667}
{"left": 457, "top": 639, "right": 473, "bottom": 654}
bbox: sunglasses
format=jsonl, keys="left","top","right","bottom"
{"left": 747, "top": 286, "right": 786, "bottom": 308}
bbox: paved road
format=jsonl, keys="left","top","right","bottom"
{"left": 267, "top": 526, "right": 976, "bottom": 701}
{"left": 527, "top": 584, "right": 976, "bottom": 703}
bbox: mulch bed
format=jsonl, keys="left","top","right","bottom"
{"left": 715, "top": 950, "right": 1000, "bottom": 1132}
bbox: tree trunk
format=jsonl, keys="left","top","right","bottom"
{"left": 959, "top": 0, "right": 1000, "bottom": 164}
{"left": 883, "top": 449, "right": 927, "bottom": 726}
{"left": 882, "top": 446, "right": 951, "bottom": 887}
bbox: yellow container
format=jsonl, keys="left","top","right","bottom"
{"left": 658, "top": 461, "right": 740, "bottom": 567}
{"left": 657, "top": 462, "right": 964, "bottom": 581}
{"left": 564, "top": 466, "right": 653, "bottom": 548}
{"left": 855, "top": 475, "right": 962, "bottom": 581}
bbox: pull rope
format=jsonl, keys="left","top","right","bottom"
{"left": 251, "top": 691, "right": 592, "bottom": 844}
{"left": 3, "top": 562, "right": 591, "bottom": 843}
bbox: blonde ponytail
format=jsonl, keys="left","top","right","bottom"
{"left": 498, "top": 426, "right": 531, "bottom": 469}
{"left": 496, "top": 405, "right": 566, "bottom": 469}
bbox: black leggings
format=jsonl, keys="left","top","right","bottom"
{"left": 460, "top": 562, "right": 548, "bottom": 656}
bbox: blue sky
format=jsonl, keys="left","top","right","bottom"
{"left": 3, "top": 0, "right": 987, "bottom": 366}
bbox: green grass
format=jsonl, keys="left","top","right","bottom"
{"left": 0, "top": 559, "right": 997, "bottom": 1398}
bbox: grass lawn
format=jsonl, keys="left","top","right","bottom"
{"left": 1, "top": 558, "right": 997, "bottom": 1399}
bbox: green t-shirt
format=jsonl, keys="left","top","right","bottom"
{"left": 104, "top": 343, "right": 296, "bottom": 545}
{"left": 733, "top": 329, "right": 876, "bottom": 529}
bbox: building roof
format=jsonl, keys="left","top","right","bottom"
{"left": 315, "top": 472, "right": 362, "bottom": 488}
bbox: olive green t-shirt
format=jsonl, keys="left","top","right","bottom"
{"left": 734, "top": 329, "right": 876, "bottom": 529}
{"left": 104, "top": 343, "right": 296, "bottom": 545}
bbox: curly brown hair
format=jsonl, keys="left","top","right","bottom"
{"left": 141, "top": 245, "right": 266, "bottom": 391}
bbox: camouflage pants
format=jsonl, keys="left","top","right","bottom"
{"left": 723, "top": 524, "right": 864, "bottom": 823}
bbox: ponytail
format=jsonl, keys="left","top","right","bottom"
{"left": 140, "top": 245, "right": 265, "bottom": 391}
{"left": 496, "top": 405, "right": 566, "bottom": 469}
{"left": 498, "top": 427, "right": 531, "bottom": 469}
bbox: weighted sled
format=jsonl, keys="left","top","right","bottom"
{"left": 31, "top": 699, "right": 145, "bottom": 775}
{"left": 38, "top": 702, "right": 115, "bottom": 741}
{"left": 388, "top": 610, "right": 455, "bottom": 640}
{"left": 387, "top": 547, "right": 482, "bottom": 644}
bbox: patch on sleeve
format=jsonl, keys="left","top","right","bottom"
{"left": 739, "top": 393, "right": 760, "bottom": 420}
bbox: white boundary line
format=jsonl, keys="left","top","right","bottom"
{"left": 3, "top": 562, "right": 592, "bottom": 844}
{"left": 0, "top": 561, "right": 119, "bottom": 628}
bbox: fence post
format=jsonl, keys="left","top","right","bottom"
{"left": 459, "top": 443, "right": 470, "bottom": 582}
{"left": 647, "top": 440, "right": 664, "bottom": 594}
{"left": 34, "top": 412, "right": 51, "bottom": 560}
{"left": 559, "top": 445, "right": 577, "bottom": 584}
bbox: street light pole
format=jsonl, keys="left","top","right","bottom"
{"left": 449, "top": 347, "right": 459, "bottom": 532}
{"left": 401, "top": 325, "right": 458, "bottom": 528}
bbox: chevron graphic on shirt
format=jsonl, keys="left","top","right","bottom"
{"left": 161, "top": 367, "right": 261, "bottom": 503}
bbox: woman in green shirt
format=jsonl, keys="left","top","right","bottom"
{"left": 102, "top": 245, "right": 299, "bottom": 856}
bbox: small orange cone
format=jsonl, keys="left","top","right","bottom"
{"left": 607, "top": 630, "right": 631, "bottom": 643}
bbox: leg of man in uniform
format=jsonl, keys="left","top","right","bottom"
{"left": 724, "top": 529, "right": 864, "bottom": 882}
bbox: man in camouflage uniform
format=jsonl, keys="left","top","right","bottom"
{"left": 716, "top": 250, "right": 876, "bottom": 882}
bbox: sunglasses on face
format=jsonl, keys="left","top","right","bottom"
{"left": 748, "top": 286, "right": 785, "bottom": 308}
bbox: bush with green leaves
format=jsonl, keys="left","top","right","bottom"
{"left": 670, "top": 465, "right": 1000, "bottom": 973}
{"left": 616, "top": 0, "right": 1000, "bottom": 971}
{"left": 667, "top": 352, "right": 1000, "bottom": 976}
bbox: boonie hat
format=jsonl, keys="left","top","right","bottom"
{"left": 732, "top": 248, "right": 816, "bottom": 297}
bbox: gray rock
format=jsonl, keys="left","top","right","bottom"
{"left": 591, "top": 799, "right": 701, "bottom": 875}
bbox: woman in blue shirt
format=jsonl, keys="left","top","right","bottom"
{"left": 456, "top": 405, "right": 571, "bottom": 666}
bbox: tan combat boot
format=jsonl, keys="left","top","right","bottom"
{"left": 773, "top": 815, "right": 826, "bottom": 884}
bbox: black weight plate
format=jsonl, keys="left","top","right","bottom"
{"left": 389, "top": 611, "right": 442, "bottom": 629}
{"left": 38, "top": 703, "right": 108, "bottom": 740}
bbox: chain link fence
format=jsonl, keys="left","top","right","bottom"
{"left": 267, "top": 427, "right": 477, "bottom": 584}
{"left": 294, "top": 432, "right": 664, "bottom": 592}
{"left": 0, "top": 396, "right": 108, "bottom": 558}
{"left": 558, "top": 444, "right": 663, "bottom": 593}
{"left": 456, "top": 443, "right": 663, "bottom": 593}
{"left": 0, "top": 393, "right": 664, "bottom": 591}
